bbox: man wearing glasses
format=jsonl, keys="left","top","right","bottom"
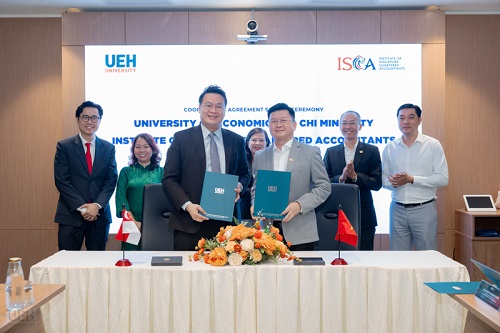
{"left": 323, "top": 110, "right": 382, "bottom": 250}
{"left": 251, "top": 103, "right": 331, "bottom": 251}
{"left": 54, "top": 101, "right": 118, "bottom": 250}
{"left": 163, "top": 85, "right": 250, "bottom": 251}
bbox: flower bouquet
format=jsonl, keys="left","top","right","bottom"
{"left": 190, "top": 220, "right": 301, "bottom": 266}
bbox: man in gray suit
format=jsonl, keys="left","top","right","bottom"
{"left": 251, "top": 103, "right": 331, "bottom": 251}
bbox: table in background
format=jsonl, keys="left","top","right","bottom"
{"left": 30, "top": 250, "right": 468, "bottom": 333}
{"left": 0, "top": 284, "right": 65, "bottom": 333}
{"left": 450, "top": 293, "right": 500, "bottom": 333}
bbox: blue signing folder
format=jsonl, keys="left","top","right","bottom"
{"left": 200, "top": 172, "right": 238, "bottom": 222}
{"left": 424, "top": 281, "right": 481, "bottom": 294}
{"left": 253, "top": 170, "right": 291, "bottom": 219}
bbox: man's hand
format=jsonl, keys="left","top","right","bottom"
{"left": 234, "top": 182, "right": 243, "bottom": 202}
{"left": 281, "top": 201, "right": 301, "bottom": 223}
{"left": 80, "top": 203, "right": 100, "bottom": 222}
{"left": 345, "top": 160, "right": 357, "bottom": 181}
{"left": 186, "top": 203, "right": 209, "bottom": 223}
{"left": 388, "top": 172, "right": 414, "bottom": 188}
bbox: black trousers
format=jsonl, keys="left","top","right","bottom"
{"left": 58, "top": 222, "right": 109, "bottom": 251}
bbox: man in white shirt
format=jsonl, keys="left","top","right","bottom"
{"left": 251, "top": 103, "right": 331, "bottom": 250}
{"left": 382, "top": 103, "right": 448, "bottom": 250}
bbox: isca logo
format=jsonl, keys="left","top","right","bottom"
{"left": 337, "top": 55, "right": 376, "bottom": 71}
{"left": 104, "top": 54, "right": 137, "bottom": 73}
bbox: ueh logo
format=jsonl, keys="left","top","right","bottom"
{"left": 337, "top": 55, "right": 376, "bottom": 71}
{"left": 104, "top": 54, "right": 137, "bottom": 73}
{"left": 105, "top": 54, "right": 136, "bottom": 68}
{"left": 214, "top": 188, "right": 225, "bottom": 194}
{"left": 267, "top": 186, "right": 278, "bottom": 192}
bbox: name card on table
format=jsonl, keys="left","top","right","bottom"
{"left": 254, "top": 170, "right": 291, "bottom": 219}
{"left": 475, "top": 280, "right": 500, "bottom": 310}
{"left": 200, "top": 171, "right": 238, "bottom": 222}
{"left": 151, "top": 256, "right": 183, "bottom": 266}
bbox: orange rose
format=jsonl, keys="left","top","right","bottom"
{"left": 254, "top": 233, "right": 277, "bottom": 255}
{"left": 193, "top": 253, "right": 200, "bottom": 261}
{"left": 203, "top": 254, "right": 210, "bottom": 264}
{"left": 196, "top": 238, "right": 206, "bottom": 250}
{"left": 225, "top": 241, "right": 237, "bottom": 252}
{"left": 250, "top": 249, "right": 263, "bottom": 263}
{"left": 276, "top": 234, "right": 283, "bottom": 241}
{"left": 239, "top": 250, "right": 248, "bottom": 260}
{"left": 229, "top": 224, "right": 256, "bottom": 241}
{"left": 208, "top": 247, "right": 228, "bottom": 266}
{"left": 233, "top": 244, "right": 242, "bottom": 253}
{"left": 254, "top": 230, "right": 263, "bottom": 239}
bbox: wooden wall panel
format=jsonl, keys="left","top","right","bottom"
{"left": 0, "top": 18, "right": 61, "bottom": 278}
{"left": 421, "top": 43, "right": 447, "bottom": 254}
{"left": 254, "top": 11, "right": 317, "bottom": 44}
{"left": 0, "top": 231, "right": 59, "bottom": 279}
{"left": 62, "top": 12, "right": 125, "bottom": 45}
{"left": 188, "top": 12, "right": 252, "bottom": 45}
{"left": 445, "top": 15, "right": 500, "bottom": 260}
{"left": 381, "top": 10, "right": 445, "bottom": 43}
{"left": 317, "top": 11, "right": 381, "bottom": 44}
{"left": 125, "top": 12, "right": 189, "bottom": 45}
{"left": 62, "top": 46, "right": 85, "bottom": 137}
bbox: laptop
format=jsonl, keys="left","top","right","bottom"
{"left": 471, "top": 259, "right": 500, "bottom": 288}
{"left": 463, "top": 195, "right": 497, "bottom": 212}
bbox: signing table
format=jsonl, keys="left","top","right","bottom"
{"left": 30, "top": 250, "right": 468, "bottom": 333}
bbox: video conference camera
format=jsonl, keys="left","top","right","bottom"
{"left": 237, "top": 19, "right": 268, "bottom": 43}
{"left": 247, "top": 20, "right": 258, "bottom": 35}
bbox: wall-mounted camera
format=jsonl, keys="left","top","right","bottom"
{"left": 237, "top": 19, "right": 267, "bottom": 43}
{"left": 247, "top": 20, "right": 258, "bottom": 35}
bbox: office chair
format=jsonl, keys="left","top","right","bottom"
{"left": 313, "top": 183, "right": 361, "bottom": 251}
{"left": 141, "top": 184, "right": 175, "bottom": 251}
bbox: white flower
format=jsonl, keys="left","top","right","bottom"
{"left": 240, "top": 238, "right": 254, "bottom": 252}
{"left": 224, "top": 229, "right": 232, "bottom": 239}
{"left": 228, "top": 253, "right": 243, "bottom": 266}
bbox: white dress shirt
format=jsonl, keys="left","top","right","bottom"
{"left": 79, "top": 133, "right": 95, "bottom": 163}
{"left": 382, "top": 132, "right": 448, "bottom": 203}
{"left": 273, "top": 138, "right": 293, "bottom": 171}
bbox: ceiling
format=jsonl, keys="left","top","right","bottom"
{"left": 0, "top": 0, "right": 499, "bottom": 17}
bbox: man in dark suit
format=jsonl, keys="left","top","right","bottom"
{"left": 323, "top": 110, "right": 382, "bottom": 250}
{"left": 54, "top": 101, "right": 118, "bottom": 251}
{"left": 163, "top": 85, "right": 250, "bottom": 251}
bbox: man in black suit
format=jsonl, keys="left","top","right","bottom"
{"left": 323, "top": 110, "right": 382, "bottom": 250}
{"left": 163, "top": 85, "right": 250, "bottom": 250}
{"left": 54, "top": 101, "right": 118, "bottom": 251}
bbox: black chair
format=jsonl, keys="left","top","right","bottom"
{"left": 141, "top": 184, "right": 175, "bottom": 251}
{"left": 313, "top": 183, "right": 361, "bottom": 251}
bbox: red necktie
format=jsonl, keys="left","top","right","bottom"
{"left": 85, "top": 142, "right": 92, "bottom": 174}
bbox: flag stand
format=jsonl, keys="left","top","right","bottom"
{"left": 115, "top": 244, "right": 132, "bottom": 266}
{"left": 331, "top": 235, "right": 348, "bottom": 265}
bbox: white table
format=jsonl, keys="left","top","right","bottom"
{"left": 30, "top": 250, "right": 468, "bottom": 333}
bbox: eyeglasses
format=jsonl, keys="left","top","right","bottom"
{"left": 269, "top": 118, "right": 293, "bottom": 126}
{"left": 80, "top": 115, "right": 100, "bottom": 123}
{"left": 341, "top": 121, "right": 359, "bottom": 126}
{"left": 202, "top": 103, "right": 224, "bottom": 112}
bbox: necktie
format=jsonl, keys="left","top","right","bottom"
{"left": 209, "top": 132, "right": 221, "bottom": 173}
{"left": 85, "top": 142, "right": 93, "bottom": 174}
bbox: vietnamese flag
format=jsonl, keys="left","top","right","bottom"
{"left": 334, "top": 208, "right": 358, "bottom": 247}
{"left": 115, "top": 208, "right": 141, "bottom": 245}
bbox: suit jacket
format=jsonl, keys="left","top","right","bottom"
{"left": 323, "top": 141, "right": 382, "bottom": 228}
{"left": 162, "top": 125, "right": 250, "bottom": 233}
{"left": 251, "top": 139, "right": 331, "bottom": 245}
{"left": 54, "top": 134, "right": 118, "bottom": 227}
